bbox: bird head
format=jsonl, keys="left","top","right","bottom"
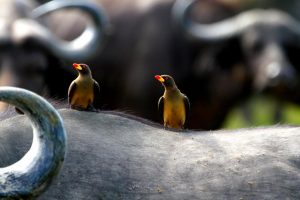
{"left": 73, "top": 63, "right": 91, "bottom": 76}
{"left": 155, "top": 75, "right": 176, "bottom": 88}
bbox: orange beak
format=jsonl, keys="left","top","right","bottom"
{"left": 73, "top": 63, "right": 82, "bottom": 70}
{"left": 155, "top": 75, "right": 165, "bottom": 83}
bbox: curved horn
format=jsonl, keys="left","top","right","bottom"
{"left": 172, "top": 0, "right": 300, "bottom": 42}
{"left": 30, "top": 1, "right": 109, "bottom": 61}
{"left": 0, "top": 87, "right": 66, "bottom": 199}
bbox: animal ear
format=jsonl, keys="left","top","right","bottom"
{"left": 285, "top": 45, "right": 300, "bottom": 71}
{"left": 12, "top": 19, "right": 49, "bottom": 44}
{"left": 0, "top": 19, "right": 12, "bottom": 44}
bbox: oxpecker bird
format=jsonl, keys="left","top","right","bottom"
{"left": 155, "top": 75, "right": 190, "bottom": 129}
{"left": 68, "top": 63, "right": 100, "bottom": 111}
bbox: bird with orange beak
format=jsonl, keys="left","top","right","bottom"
{"left": 68, "top": 63, "right": 100, "bottom": 111}
{"left": 155, "top": 75, "right": 190, "bottom": 129}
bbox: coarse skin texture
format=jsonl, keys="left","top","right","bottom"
{"left": 0, "top": 109, "right": 300, "bottom": 199}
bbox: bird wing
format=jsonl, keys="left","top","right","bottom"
{"left": 158, "top": 96, "right": 164, "bottom": 120}
{"left": 93, "top": 80, "right": 101, "bottom": 107}
{"left": 93, "top": 80, "right": 100, "bottom": 95}
{"left": 183, "top": 94, "right": 190, "bottom": 119}
{"left": 68, "top": 81, "right": 77, "bottom": 104}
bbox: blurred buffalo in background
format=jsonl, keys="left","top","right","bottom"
{"left": 3, "top": 0, "right": 300, "bottom": 129}
{"left": 0, "top": 0, "right": 108, "bottom": 108}
{"left": 173, "top": 0, "right": 300, "bottom": 128}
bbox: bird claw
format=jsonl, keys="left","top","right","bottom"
{"left": 86, "top": 105, "right": 99, "bottom": 112}
{"left": 70, "top": 105, "right": 99, "bottom": 112}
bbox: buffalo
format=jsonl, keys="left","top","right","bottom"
{"left": 1, "top": 87, "right": 300, "bottom": 199}
{"left": 175, "top": 0, "right": 300, "bottom": 94}
{"left": 173, "top": 0, "right": 300, "bottom": 127}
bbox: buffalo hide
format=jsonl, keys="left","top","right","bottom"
{"left": 0, "top": 109, "right": 300, "bottom": 199}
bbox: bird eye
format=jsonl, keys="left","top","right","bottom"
{"left": 164, "top": 77, "right": 168, "bottom": 80}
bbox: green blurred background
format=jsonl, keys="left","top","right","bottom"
{"left": 224, "top": 96, "right": 300, "bottom": 129}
